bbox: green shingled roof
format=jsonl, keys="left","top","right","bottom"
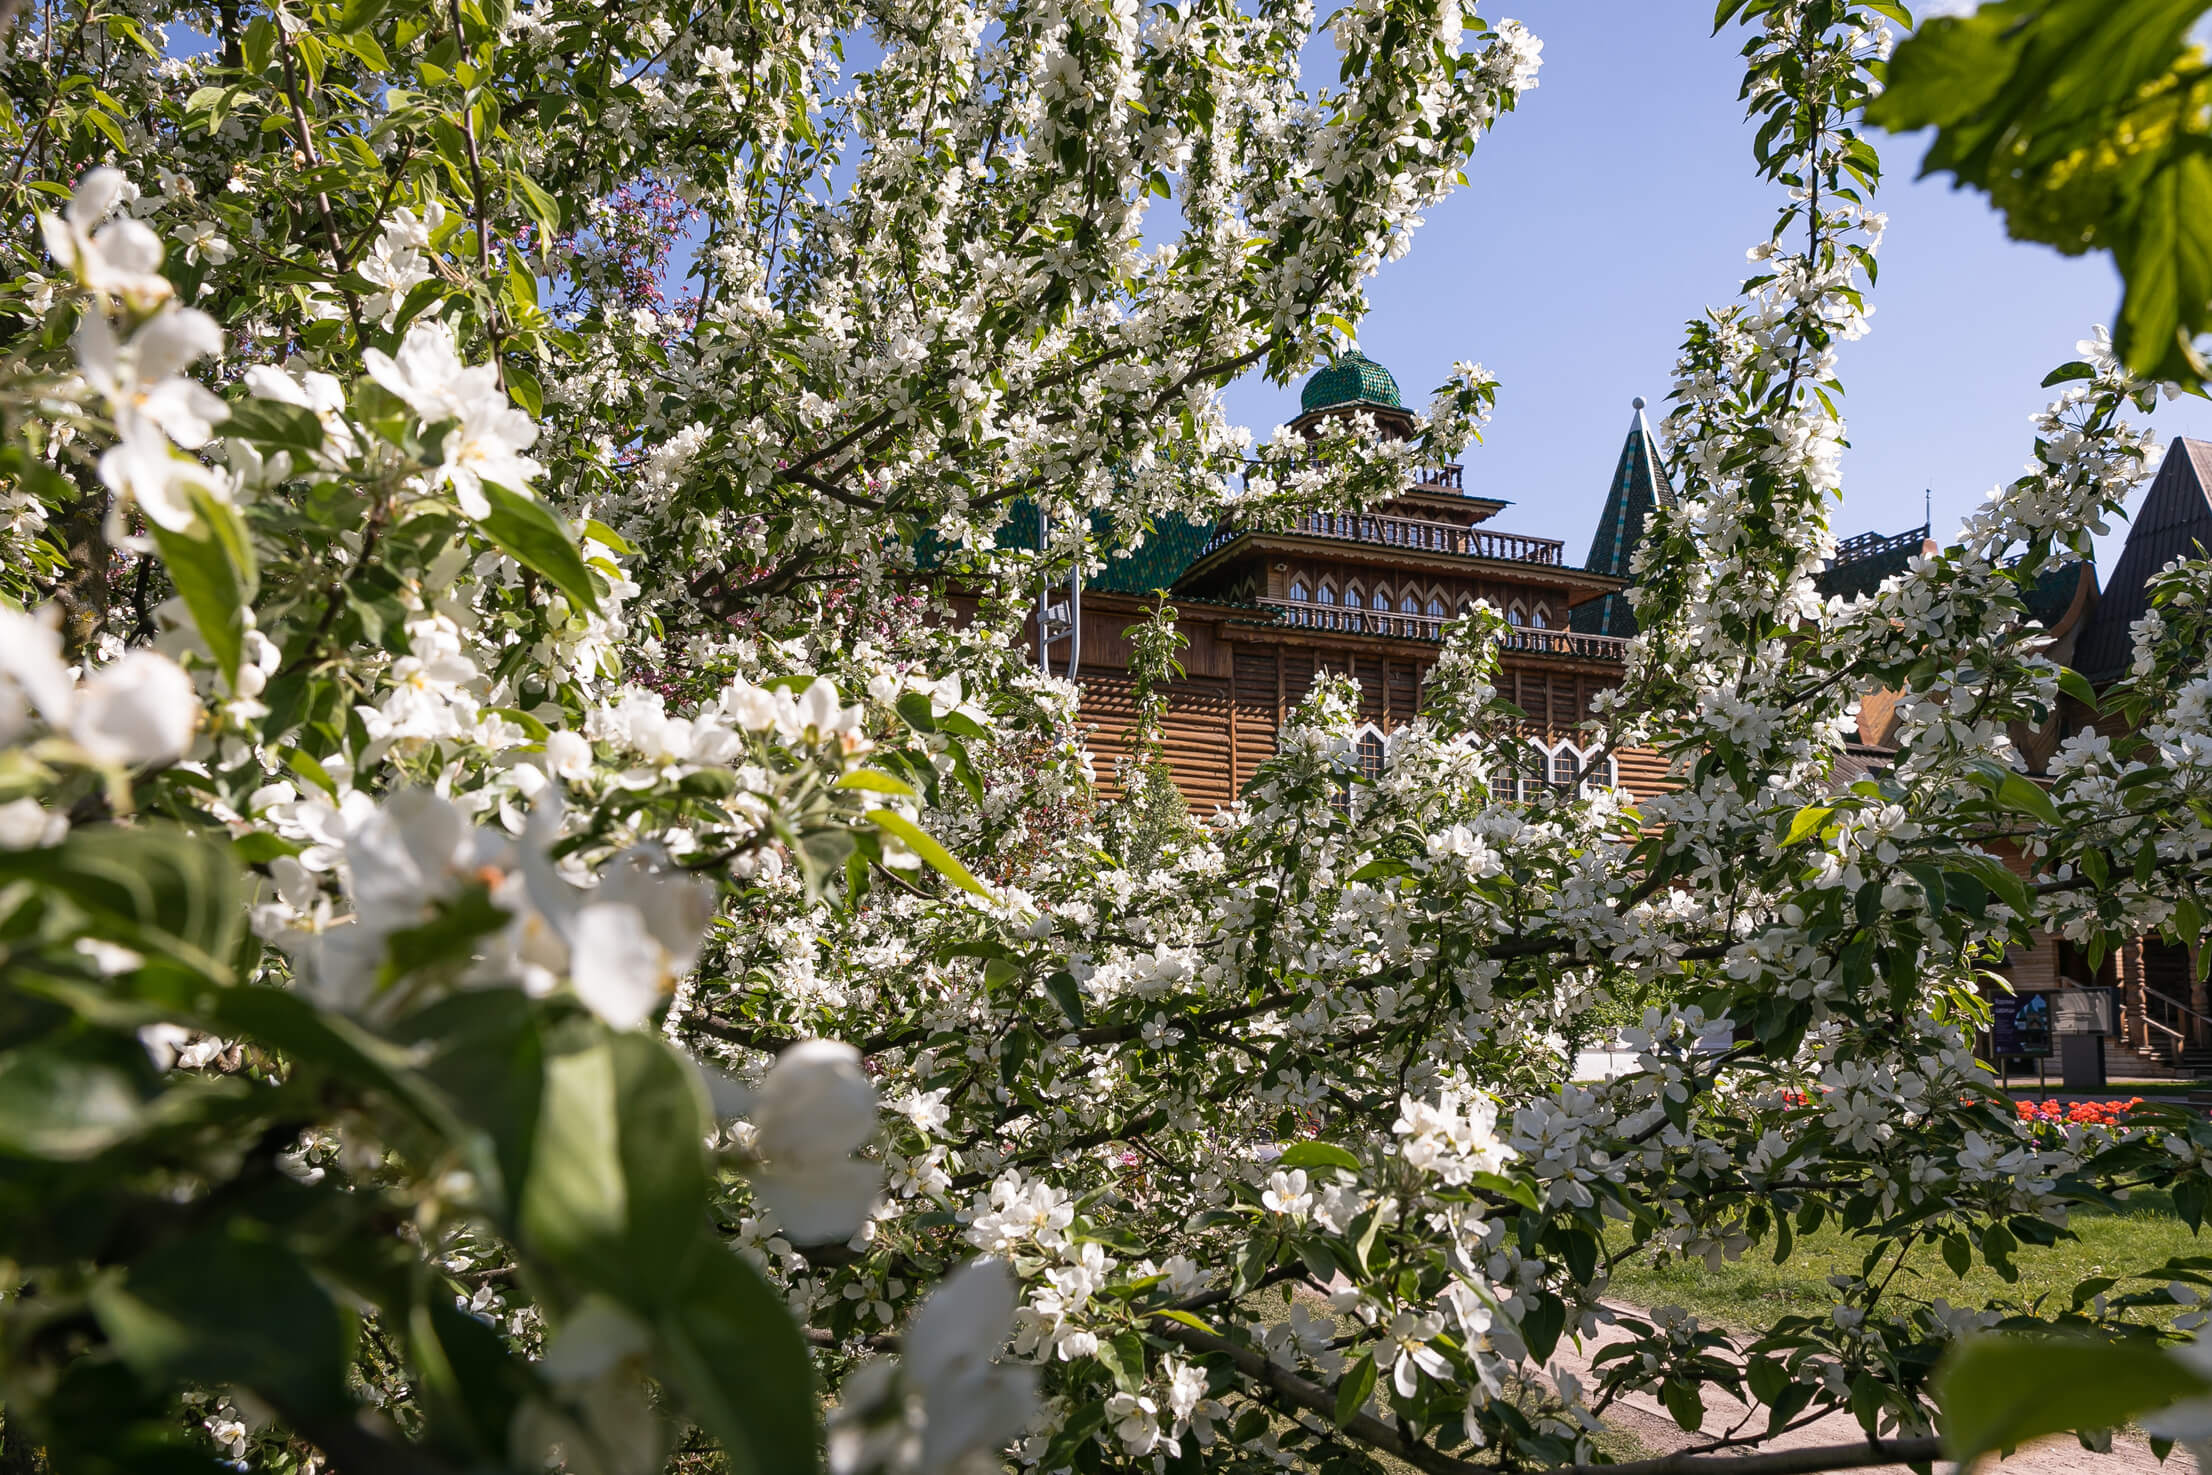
{"left": 1301, "top": 352, "right": 1402, "bottom": 414}
{"left": 1572, "top": 402, "right": 1676, "bottom": 639}
{"left": 989, "top": 501, "right": 1216, "bottom": 593}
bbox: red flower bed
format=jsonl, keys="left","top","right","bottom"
{"left": 2014, "top": 1097, "right": 2146, "bottom": 1127}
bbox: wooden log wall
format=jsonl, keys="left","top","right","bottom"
{"left": 1077, "top": 629, "right": 1676, "bottom": 809}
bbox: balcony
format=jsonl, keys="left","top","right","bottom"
{"left": 1263, "top": 597, "right": 1446, "bottom": 640}
{"left": 1257, "top": 599, "right": 1630, "bottom": 661}
{"left": 1201, "top": 512, "right": 1567, "bottom": 564}
{"left": 1498, "top": 626, "right": 1631, "bottom": 661}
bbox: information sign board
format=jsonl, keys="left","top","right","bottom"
{"left": 1991, "top": 992, "right": 2053, "bottom": 1058}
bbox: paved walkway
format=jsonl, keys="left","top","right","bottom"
{"left": 1552, "top": 1311, "right": 2186, "bottom": 1472}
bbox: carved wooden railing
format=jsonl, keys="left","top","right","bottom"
{"left": 1257, "top": 600, "right": 1631, "bottom": 661}
{"left": 2139, "top": 990, "right": 2212, "bottom": 1054}
{"left": 1202, "top": 513, "right": 1566, "bottom": 564}
{"left": 1261, "top": 598, "right": 1447, "bottom": 641}
{"left": 1498, "top": 626, "right": 1632, "bottom": 661}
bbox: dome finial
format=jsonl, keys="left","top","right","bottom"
{"left": 1632, "top": 395, "right": 1647, "bottom": 411}
{"left": 1300, "top": 351, "right": 1403, "bottom": 415}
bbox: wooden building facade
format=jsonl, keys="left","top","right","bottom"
{"left": 1048, "top": 356, "right": 1683, "bottom": 810}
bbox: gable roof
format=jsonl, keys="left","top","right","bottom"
{"left": 2073, "top": 437, "right": 2212, "bottom": 680}
{"left": 1571, "top": 399, "right": 1675, "bottom": 637}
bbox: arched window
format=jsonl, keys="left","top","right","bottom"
{"left": 1401, "top": 593, "right": 1418, "bottom": 614}
{"left": 1372, "top": 588, "right": 1390, "bottom": 611}
{"left": 1507, "top": 602, "right": 1527, "bottom": 627}
{"left": 1358, "top": 731, "right": 1386, "bottom": 781}
{"left": 1345, "top": 583, "right": 1365, "bottom": 611}
{"left": 1530, "top": 602, "right": 1553, "bottom": 629}
{"left": 1427, "top": 596, "right": 1445, "bottom": 618}
{"left": 1289, "top": 579, "right": 1310, "bottom": 603}
{"left": 1317, "top": 583, "right": 1337, "bottom": 606}
{"left": 1551, "top": 743, "right": 1580, "bottom": 790}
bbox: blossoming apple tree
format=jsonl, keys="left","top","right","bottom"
{"left": 4, "top": 0, "right": 2212, "bottom": 1471}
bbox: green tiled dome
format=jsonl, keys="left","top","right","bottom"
{"left": 1300, "top": 352, "right": 1401, "bottom": 414}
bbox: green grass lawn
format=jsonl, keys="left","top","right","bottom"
{"left": 1606, "top": 1191, "right": 2206, "bottom": 1331}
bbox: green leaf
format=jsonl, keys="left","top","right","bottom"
{"left": 0, "top": 826, "right": 242, "bottom": 977}
{"left": 284, "top": 746, "right": 341, "bottom": 799}
{"left": 484, "top": 705, "right": 551, "bottom": 740}
{"left": 834, "top": 770, "right": 918, "bottom": 797}
{"left": 1982, "top": 1221, "right": 2019, "bottom": 1283}
{"left": 242, "top": 16, "right": 277, "bottom": 72}
{"left": 1783, "top": 804, "right": 1833, "bottom": 846}
{"left": 90, "top": 1227, "right": 355, "bottom": 1420}
{"left": 1041, "top": 970, "right": 1087, "bottom": 1027}
{"left": 1042, "top": 1399, "right": 1107, "bottom": 1470}
{"left": 2175, "top": 1176, "right": 2206, "bottom": 1233}
{"left": 1938, "top": 1335, "right": 2212, "bottom": 1467}
{"left": 582, "top": 517, "right": 635, "bottom": 554}
{"left": 1469, "top": 1170, "right": 1540, "bottom": 1212}
{"left": 206, "top": 986, "right": 471, "bottom": 1148}
{"left": 1943, "top": 1232, "right": 1973, "bottom": 1278}
{"left": 1109, "top": 1329, "right": 1146, "bottom": 1394}
{"left": 504, "top": 360, "right": 542, "bottom": 417}
{"left": 2041, "top": 361, "right": 2097, "bottom": 388}
{"left": 519, "top": 1032, "right": 712, "bottom": 1310}
{"left": 377, "top": 885, "right": 511, "bottom": 988}
{"left": 1865, "top": 11, "right": 2008, "bottom": 133}
{"left": 512, "top": 170, "right": 562, "bottom": 245}
{"left": 1276, "top": 1141, "right": 1360, "bottom": 1174}
{"left": 1335, "top": 1352, "right": 1376, "bottom": 1428}
{"left": 0, "top": 1046, "right": 147, "bottom": 1159}
{"left": 656, "top": 1247, "right": 822, "bottom": 1475}
{"left": 2116, "top": 146, "right": 2212, "bottom": 379}
{"left": 894, "top": 691, "right": 937, "bottom": 733}
{"left": 223, "top": 396, "right": 325, "bottom": 457}
{"left": 232, "top": 831, "right": 302, "bottom": 865}
{"left": 394, "top": 989, "right": 544, "bottom": 1212}
{"left": 2056, "top": 666, "right": 2100, "bottom": 711}
{"left": 410, "top": 1297, "right": 533, "bottom": 1459}
{"left": 865, "top": 810, "right": 990, "bottom": 898}
{"left": 1347, "top": 857, "right": 1410, "bottom": 883}
{"left": 1520, "top": 1292, "right": 1566, "bottom": 1363}
{"left": 335, "top": 0, "right": 391, "bottom": 32}
{"left": 476, "top": 481, "right": 599, "bottom": 614}
{"left": 1662, "top": 1378, "right": 1705, "bottom": 1433}
{"left": 1996, "top": 773, "right": 2061, "bottom": 827}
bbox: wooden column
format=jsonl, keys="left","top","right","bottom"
{"left": 2118, "top": 939, "right": 2147, "bottom": 1053}
{"left": 2193, "top": 942, "right": 2210, "bottom": 1048}
{"left": 1227, "top": 640, "right": 1240, "bottom": 786}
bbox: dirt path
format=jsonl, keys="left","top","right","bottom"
{"left": 1550, "top": 1310, "right": 2189, "bottom": 1472}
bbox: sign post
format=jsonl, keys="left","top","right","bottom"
{"left": 2053, "top": 987, "right": 2117, "bottom": 1091}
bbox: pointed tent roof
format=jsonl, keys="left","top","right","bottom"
{"left": 2074, "top": 437, "right": 2212, "bottom": 679}
{"left": 1571, "top": 398, "right": 1676, "bottom": 637}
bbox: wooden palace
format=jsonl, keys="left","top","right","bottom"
{"left": 1023, "top": 353, "right": 2212, "bottom": 1079}
{"left": 1045, "top": 353, "right": 1680, "bottom": 811}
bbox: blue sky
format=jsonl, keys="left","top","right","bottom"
{"left": 1219, "top": 1, "right": 2212, "bottom": 572}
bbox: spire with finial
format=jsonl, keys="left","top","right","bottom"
{"left": 1572, "top": 397, "right": 1677, "bottom": 639}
